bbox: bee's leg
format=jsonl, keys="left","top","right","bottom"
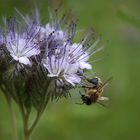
{"left": 81, "top": 85, "right": 92, "bottom": 88}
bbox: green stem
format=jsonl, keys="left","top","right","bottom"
{"left": 23, "top": 113, "right": 31, "bottom": 140}
{"left": 27, "top": 93, "right": 50, "bottom": 138}
{"left": 27, "top": 80, "right": 52, "bottom": 137}
{"left": 28, "top": 113, "right": 41, "bottom": 136}
{"left": 24, "top": 131, "right": 31, "bottom": 140}
{"left": 22, "top": 80, "right": 52, "bottom": 140}
{"left": 23, "top": 112, "right": 41, "bottom": 140}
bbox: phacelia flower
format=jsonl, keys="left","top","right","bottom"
{"left": 4, "top": 19, "right": 40, "bottom": 66}
{"left": 42, "top": 43, "right": 81, "bottom": 86}
{"left": 42, "top": 34, "right": 93, "bottom": 87}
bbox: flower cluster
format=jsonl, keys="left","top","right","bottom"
{"left": 0, "top": 8, "right": 105, "bottom": 140}
{"left": 0, "top": 9, "right": 101, "bottom": 111}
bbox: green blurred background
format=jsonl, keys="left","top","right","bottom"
{"left": 0, "top": 0, "right": 140, "bottom": 140}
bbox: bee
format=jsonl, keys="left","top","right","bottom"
{"left": 78, "top": 77, "right": 112, "bottom": 106}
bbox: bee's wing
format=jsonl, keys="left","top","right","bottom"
{"left": 99, "top": 96, "right": 109, "bottom": 101}
{"left": 97, "top": 97, "right": 109, "bottom": 107}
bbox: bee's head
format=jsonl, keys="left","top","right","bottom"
{"left": 88, "top": 77, "right": 99, "bottom": 86}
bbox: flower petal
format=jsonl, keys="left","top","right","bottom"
{"left": 79, "top": 62, "right": 92, "bottom": 69}
{"left": 24, "top": 47, "right": 40, "bottom": 57}
{"left": 18, "top": 57, "right": 31, "bottom": 66}
{"left": 65, "top": 74, "right": 81, "bottom": 86}
{"left": 65, "top": 63, "right": 79, "bottom": 74}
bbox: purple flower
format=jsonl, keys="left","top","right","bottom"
{"left": 5, "top": 18, "right": 40, "bottom": 66}
{"left": 42, "top": 37, "right": 92, "bottom": 86}
{"left": 42, "top": 43, "right": 81, "bottom": 86}
{"left": 0, "top": 9, "right": 102, "bottom": 100}
{"left": 69, "top": 43, "right": 92, "bottom": 69}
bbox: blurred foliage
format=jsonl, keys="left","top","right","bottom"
{"left": 118, "top": 8, "right": 140, "bottom": 30}
{"left": 0, "top": 0, "right": 140, "bottom": 140}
